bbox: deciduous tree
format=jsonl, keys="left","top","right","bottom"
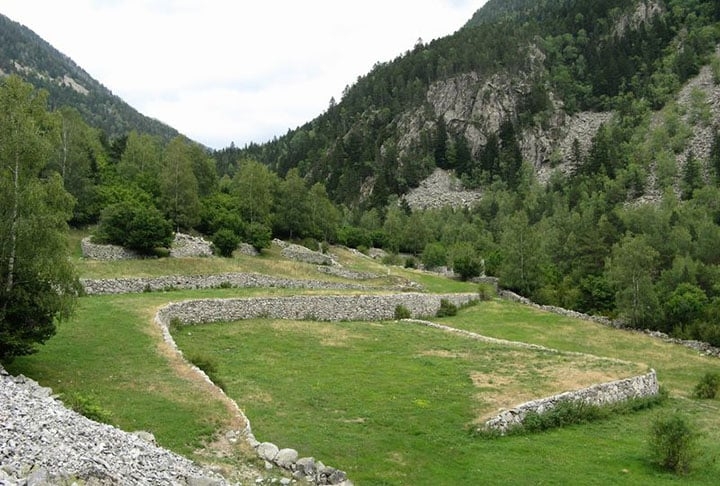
{"left": 0, "top": 76, "right": 80, "bottom": 361}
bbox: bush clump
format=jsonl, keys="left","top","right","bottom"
{"left": 436, "top": 299, "right": 458, "bottom": 317}
{"left": 95, "top": 201, "right": 173, "bottom": 254}
{"left": 189, "top": 354, "right": 227, "bottom": 391}
{"left": 477, "top": 282, "right": 497, "bottom": 300}
{"left": 692, "top": 371, "right": 719, "bottom": 399}
{"left": 66, "top": 392, "right": 113, "bottom": 424}
{"left": 649, "top": 412, "right": 696, "bottom": 474}
{"left": 212, "top": 228, "right": 240, "bottom": 257}
{"left": 394, "top": 304, "right": 412, "bottom": 319}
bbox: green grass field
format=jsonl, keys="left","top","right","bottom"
{"left": 6, "top": 238, "right": 720, "bottom": 484}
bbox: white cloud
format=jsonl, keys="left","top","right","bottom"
{"left": 2, "top": 0, "right": 487, "bottom": 148}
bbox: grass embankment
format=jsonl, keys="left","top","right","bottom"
{"left": 6, "top": 237, "right": 720, "bottom": 484}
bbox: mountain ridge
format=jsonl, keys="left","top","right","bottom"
{"left": 0, "top": 12, "right": 180, "bottom": 143}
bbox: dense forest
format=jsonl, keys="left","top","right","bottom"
{"left": 3, "top": 0, "right": 720, "bottom": 353}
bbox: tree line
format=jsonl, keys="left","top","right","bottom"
{"left": 3, "top": 0, "right": 720, "bottom": 359}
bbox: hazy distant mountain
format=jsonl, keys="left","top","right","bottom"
{"left": 0, "top": 13, "right": 179, "bottom": 143}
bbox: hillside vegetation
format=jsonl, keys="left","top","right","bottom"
{"left": 2, "top": 0, "right": 720, "bottom": 367}
{"left": 2, "top": 1, "right": 720, "bottom": 482}
{"left": 5, "top": 241, "right": 720, "bottom": 484}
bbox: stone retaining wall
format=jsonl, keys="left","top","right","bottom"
{"left": 154, "top": 293, "right": 478, "bottom": 485}
{"left": 80, "top": 237, "right": 139, "bottom": 260}
{"left": 157, "top": 293, "right": 479, "bottom": 325}
{"left": 81, "top": 273, "right": 375, "bottom": 295}
{"left": 501, "top": 290, "right": 720, "bottom": 358}
{"left": 482, "top": 370, "right": 659, "bottom": 434}
{"left": 80, "top": 233, "right": 213, "bottom": 261}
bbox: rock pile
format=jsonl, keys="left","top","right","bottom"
{"left": 169, "top": 233, "right": 214, "bottom": 258}
{"left": 402, "top": 169, "right": 482, "bottom": 211}
{"left": 0, "top": 366, "right": 229, "bottom": 485}
{"left": 80, "top": 237, "right": 139, "bottom": 261}
{"left": 273, "top": 240, "right": 337, "bottom": 266}
{"left": 253, "top": 442, "right": 349, "bottom": 485}
{"left": 81, "top": 233, "right": 214, "bottom": 261}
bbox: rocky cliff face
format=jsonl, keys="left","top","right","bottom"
{"left": 393, "top": 41, "right": 720, "bottom": 208}
{"left": 394, "top": 46, "right": 613, "bottom": 183}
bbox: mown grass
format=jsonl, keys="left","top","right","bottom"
{"left": 7, "top": 236, "right": 720, "bottom": 483}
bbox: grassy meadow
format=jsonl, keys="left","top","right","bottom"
{"left": 5, "top": 235, "right": 720, "bottom": 484}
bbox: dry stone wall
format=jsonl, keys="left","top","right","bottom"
{"left": 157, "top": 293, "right": 479, "bottom": 325}
{"left": 482, "top": 370, "right": 659, "bottom": 434}
{"left": 155, "top": 293, "right": 478, "bottom": 485}
{"left": 81, "top": 273, "right": 375, "bottom": 295}
{"left": 81, "top": 233, "right": 214, "bottom": 261}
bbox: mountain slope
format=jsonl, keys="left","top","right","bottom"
{"left": 0, "top": 13, "right": 179, "bottom": 142}
{"left": 228, "top": 0, "right": 720, "bottom": 209}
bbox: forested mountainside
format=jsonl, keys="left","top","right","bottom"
{"left": 3, "top": 0, "right": 720, "bottom": 353}
{"left": 0, "top": 13, "right": 178, "bottom": 142}
{"left": 222, "top": 0, "right": 720, "bottom": 206}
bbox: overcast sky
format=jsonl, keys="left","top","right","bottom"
{"left": 2, "top": 0, "right": 487, "bottom": 149}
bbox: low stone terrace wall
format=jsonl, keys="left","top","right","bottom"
{"left": 157, "top": 293, "right": 479, "bottom": 325}
{"left": 482, "top": 370, "right": 659, "bottom": 434}
{"left": 81, "top": 273, "right": 375, "bottom": 295}
{"left": 155, "top": 293, "right": 478, "bottom": 485}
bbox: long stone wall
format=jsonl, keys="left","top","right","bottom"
{"left": 157, "top": 293, "right": 479, "bottom": 325}
{"left": 482, "top": 370, "right": 659, "bottom": 434}
{"left": 81, "top": 273, "right": 375, "bottom": 295}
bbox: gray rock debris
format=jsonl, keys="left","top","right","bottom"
{"left": 0, "top": 366, "right": 228, "bottom": 486}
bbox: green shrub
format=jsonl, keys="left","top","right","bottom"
{"left": 394, "top": 304, "right": 411, "bottom": 319}
{"left": 212, "top": 228, "right": 240, "bottom": 257}
{"left": 382, "top": 253, "right": 402, "bottom": 266}
{"left": 522, "top": 400, "right": 604, "bottom": 433}
{"left": 95, "top": 201, "right": 173, "bottom": 254}
{"left": 436, "top": 299, "right": 458, "bottom": 317}
{"left": 66, "top": 392, "right": 113, "bottom": 424}
{"left": 693, "top": 372, "right": 719, "bottom": 399}
{"left": 421, "top": 242, "right": 447, "bottom": 269}
{"left": 153, "top": 247, "right": 171, "bottom": 258}
{"left": 245, "top": 222, "right": 272, "bottom": 252}
{"left": 698, "top": 321, "right": 720, "bottom": 347}
{"left": 404, "top": 257, "right": 416, "bottom": 269}
{"left": 649, "top": 412, "right": 696, "bottom": 474}
{"left": 477, "top": 282, "right": 497, "bottom": 301}
{"left": 450, "top": 243, "right": 482, "bottom": 281}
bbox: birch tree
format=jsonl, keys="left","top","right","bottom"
{"left": 0, "top": 76, "right": 79, "bottom": 361}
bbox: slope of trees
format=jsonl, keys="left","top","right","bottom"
{"left": 226, "top": 0, "right": 719, "bottom": 209}
{"left": 2, "top": 0, "right": 720, "bottom": 358}
{"left": 0, "top": 13, "right": 179, "bottom": 142}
